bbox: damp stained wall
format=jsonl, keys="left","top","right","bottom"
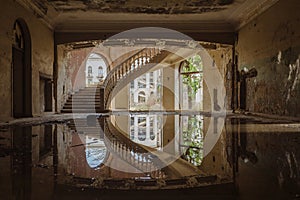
{"left": 0, "top": 1, "right": 54, "bottom": 122}
{"left": 236, "top": 0, "right": 300, "bottom": 117}
{"left": 56, "top": 45, "right": 146, "bottom": 112}
{"left": 207, "top": 45, "right": 233, "bottom": 110}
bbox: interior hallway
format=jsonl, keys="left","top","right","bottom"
{"left": 0, "top": 0, "right": 299, "bottom": 199}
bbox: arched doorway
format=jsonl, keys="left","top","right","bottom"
{"left": 12, "top": 18, "right": 32, "bottom": 118}
{"left": 85, "top": 53, "right": 107, "bottom": 86}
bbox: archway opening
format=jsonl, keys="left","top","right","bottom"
{"left": 12, "top": 18, "right": 32, "bottom": 118}
{"left": 85, "top": 53, "right": 107, "bottom": 87}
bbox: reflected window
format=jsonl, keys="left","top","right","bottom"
{"left": 150, "top": 130, "right": 155, "bottom": 140}
{"left": 129, "top": 115, "right": 162, "bottom": 148}
{"left": 180, "top": 115, "right": 204, "bottom": 166}
{"left": 138, "top": 128, "right": 146, "bottom": 141}
{"left": 85, "top": 136, "right": 107, "bottom": 168}
{"left": 130, "top": 117, "right": 135, "bottom": 140}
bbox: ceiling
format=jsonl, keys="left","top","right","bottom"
{"left": 17, "top": 0, "right": 279, "bottom": 44}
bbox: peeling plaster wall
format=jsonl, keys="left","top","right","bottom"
{"left": 236, "top": 0, "right": 300, "bottom": 117}
{"left": 0, "top": 1, "right": 54, "bottom": 121}
{"left": 46, "top": 0, "right": 233, "bottom": 14}
{"left": 207, "top": 45, "right": 233, "bottom": 110}
{"left": 31, "top": 17, "right": 54, "bottom": 116}
{"left": 56, "top": 45, "right": 144, "bottom": 112}
{"left": 56, "top": 45, "right": 70, "bottom": 112}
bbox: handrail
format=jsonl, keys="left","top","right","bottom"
{"left": 103, "top": 48, "right": 146, "bottom": 85}
{"left": 103, "top": 48, "right": 162, "bottom": 108}
{"left": 103, "top": 117, "right": 166, "bottom": 178}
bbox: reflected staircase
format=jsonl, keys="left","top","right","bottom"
{"left": 61, "top": 47, "right": 235, "bottom": 191}
{"left": 65, "top": 116, "right": 232, "bottom": 190}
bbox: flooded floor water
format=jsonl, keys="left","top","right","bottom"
{"left": 0, "top": 113, "right": 299, "bottom": 200}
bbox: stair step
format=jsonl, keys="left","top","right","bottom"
{"left": 69, "top": 99, "right": 102, "bottom": 102}
{"left": 64, "top": 103, "right": 102, "bottom": 105}
{"left": 61, "top": 84, "right": 104, "bottom": 113}
{"left": 72, "top": 94, "right": 101, "bottom": 96}
{"left": 75, "top": 87, "right": 101, "bottom": 91}
{"left": 64, "top": 106, "right": 101, "bottom": 108}
{"left": 61, "top": 109, "right": 103, "bottom": 113}
{"left": 68, "top": 129, "right": 102, "bottom": 132}
{"left": 70, "top": 96, "right": 101, "bottom": 98}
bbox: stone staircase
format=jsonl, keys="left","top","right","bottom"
{"left": 61, "top": 85, "right": 104, "bottom": 113}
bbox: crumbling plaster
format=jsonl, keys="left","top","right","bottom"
{"left": 0, "top": 1, "right": 54, "bottom": 122}
{"left": 46, "top": 0, "right": 234, "bottom": 14}
{"left": 56, "top": 45, "right": 144, "bottom": 112}
{"left": 236, "top": 0, "right": 300, "bottom": 117}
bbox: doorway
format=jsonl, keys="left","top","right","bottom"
{"left": 12, "top": 18, "right": 32, "bottom": 118}
{"left": 39, "top": 74, "right": 53, "bottom": 113}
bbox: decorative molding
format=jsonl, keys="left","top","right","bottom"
{"left": 15, "top": 0, "right": 54, "bottom": 30}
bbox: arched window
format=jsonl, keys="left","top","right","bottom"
{"left": 85, "top": 53, "right": 107, "bottom": 86}
{"left": 129, "top": 56, "right": 162, "bottom": 109}
{"left": 88, "top": 66, "right": 92, "bottom": 77}
{"left": 179, "top": 55, "right": 203, "bottom": 110}
{"left": 98, "top": 66, "right": 104, "bottom": 82}
{"left": 98, "top": 66, "right": 103, "bottom": 77}
{"left": 138, "top": 91, "right": 146, "bottom": 103}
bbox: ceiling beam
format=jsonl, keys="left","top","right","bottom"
{"left": 55, "top": 30, "right": 235, "bottom": 45}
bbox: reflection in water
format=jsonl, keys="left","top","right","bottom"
{"left": 129, "top": 114, "right": 204, "bottom": 166}
{"left": 85, "top": 136, "right": 107, "bottom": 169}
{"left": 12, "top": 126, "right": 32, "bottom": 200}
{"left": 0, "top": 115, "right": 299, "bottom": 199}
{"left": 180, "top": 115, "right": 203, "bottom": 166}
{"left": 130, "top": 115, "right": 162, "bottom": 148}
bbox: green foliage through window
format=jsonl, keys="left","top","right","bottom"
{"left": 181, "top": 115, "right": 203, "bottom": 166}
{"left": 181, "top": 55, "right": 203, "bottom": 98}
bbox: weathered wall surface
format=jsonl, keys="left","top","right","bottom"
{"left": 56, "top": 45, "right": 143, "bottom": 112}
{"left": 207, "top": 45, "right": 233, "bottom": 110}
{"left": 0, "top": 1, "right": 54, "bottom": 121}
{"left": 236, "top": 0, "right": 300, "bottom": 117}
